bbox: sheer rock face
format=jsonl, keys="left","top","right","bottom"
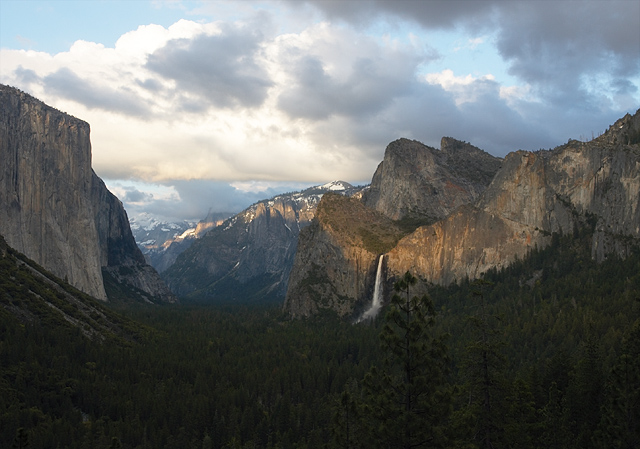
{"left": 388, "top": 111, "right": 640, "bottom": 284}
{"left": 287, "top": 110, "right": 640, "bottom": 317}
{"left": 362, "top": 137, "right": 502, "bottom": 222}
{"left": 284, "top": 193, "right": 401, "bottom": 319}
{"left": 285, "top": 139, "right": 501, "bottom": 318}
{"left": 0, "top": 85, "right": 175, "bottom": 303}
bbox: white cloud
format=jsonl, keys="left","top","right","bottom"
{"left": 453, "top": 36, "right": 485, "bottom": 52}
{"left": 467, "top": 37, "right": 484, "bottom": 49}
{"left": 424, "top": 69, "right": 497, "bottom": 105}
{"left": 1, "top": 0, "right": 637, "bottom": 221}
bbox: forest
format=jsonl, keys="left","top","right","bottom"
{"left": 1, "top": 226, "right": 639, "bottom": 448}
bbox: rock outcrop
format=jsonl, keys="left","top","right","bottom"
{"left": 387, "top": 111, "right": 640, "bottom": 284}
{"left": 284, "top": 193, "right": 403, "bottom": 318}
{"left": 285, "top": 138, "right": 501, "bottom": 317}
{"left": 0, "top": 84, "right": 175, "bottom": 303}
{"left": 362, "top": 137, "right": 502, "bottom": 223}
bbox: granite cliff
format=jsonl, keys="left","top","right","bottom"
{"left": 0, "top": 84, "right": 175, "bottom": 303}
{"left": 284, "top": 110, "right": 640, "bottom": 318}
{"left": 284, "top": 193, "right": 403, "bottom": 318}
{"left": 362, "top": 137, "right": 502, "bottom": 224}
{"left": 285, "top": 139, "right": 502, "bottom": 318}
{"left": 387, "top": 110, "right": 640, "bottom": 284}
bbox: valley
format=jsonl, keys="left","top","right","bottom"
{"left": 1, "top": 84, "right": 639, "bottom": 448}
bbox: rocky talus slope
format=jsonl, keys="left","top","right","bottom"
{"left": 0, "top": 85, "right": 175, "bottom": 303}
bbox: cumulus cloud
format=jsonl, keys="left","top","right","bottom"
{"left": 288, "top": 0, "right": 496, "bottom": 29}
{"left": 277, "top": 21, "right": 426, "bottom": 111}
{"left": 121, "top": 187, "right": 154, "bottom": 204}
{"left": 146, "top": 23, "right": 274, "bottom": 110}
{"left": 42, "top": 68, "right": 150, "bottom": 117}
{"left": 1, "top": 0, "right": 638, "bottom": 222}
{"left": 275, "top": 26, "right": 422, "bottom": 120}
{"left": 425, "top": 70, "right": 497, "bottom": 105}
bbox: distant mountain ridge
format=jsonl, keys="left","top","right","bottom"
{"left": 284, "top": 109, "right": 640, "bottom": 318}
{"left": 0, "top": 84, "right": 175, "bottom": 303}
{"left": 162, "top": 181, "right": 361, "bottom": 302}
{"left": 129, "top": 212, "right": 232, "bottom": 273}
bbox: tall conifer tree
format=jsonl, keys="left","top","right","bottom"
{"left": 360, "top": 272, "right": 452, "bottom": 449}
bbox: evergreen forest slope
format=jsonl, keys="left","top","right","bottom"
{"left": 1, "top": 224, "right": 639, "bottom": 448}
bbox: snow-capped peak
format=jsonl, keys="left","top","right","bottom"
{"left": 320, "top": 180, "right": 351, "bottom": 191}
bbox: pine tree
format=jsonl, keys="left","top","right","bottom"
{"left": 595, "top": 320, "right": 640, "bottom": 448}
{"left": 456, "top": 279, "right": 508, "bottom": 449}
{"left": 540, "top": 382, "right": 572, "bottom": 449}
{"left": 566, "top": 331, "right": 605, "bottom": 448}
{"left": 331, "top": 381, "right": 365, "bottom": 449}
{"left": 360, "top": 271, "right": 453, "bottom": 449}
{"left": 12, "top": 428, "right": 28, "bottom": 449}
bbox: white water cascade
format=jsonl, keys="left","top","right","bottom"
{"left": 357, "top": 255, "right": 385, "bottom": 323}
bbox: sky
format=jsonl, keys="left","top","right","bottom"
{"left": 1, "top": 0, "right": 639, "bottom": 222}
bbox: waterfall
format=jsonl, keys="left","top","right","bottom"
{"left": 357, "top": 255, "right": 384, "bottom": 323}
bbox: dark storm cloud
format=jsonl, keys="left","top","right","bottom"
{"left": 146, "top": 24, "right": 273, "bottom": 110}
{"left": 279, "top": 0, "right": 639, "bottom": 161}
{"left": 136, "top": 78, "right": 163, "bottom": 92}
{"left": 42, "top": 68, "right": 149, "bottom": 117}
{"left": 332, "top": 76, "right": 554, "bottom": 157}
{"left": 290, "top": 0, "right": 495, "bottom": 29}
{"left": 495, "top": 1, "right": 640, "bottom": 109}
{"left": 14, "top": 66, "right": 40, "bottom": 85}
{"left": 12, "top": 66, "right": 150, "bottom": 117}
{"left": 277, "top": 54, "right": 415, "bottom": 120}
{"left": 121, "top": 187, "right": 153, "bottom": 204}
{"left": 293, "top": 0, "right": 639, "bottom": 111}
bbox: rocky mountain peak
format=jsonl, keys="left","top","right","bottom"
{"left": 161, "top": 181, "right": 363, "bottom": 302}
{"left": 362, "top": 137, "right": 502, "bottom": 224}
{"left": 595, "top": 109, "right": 640, "bottom": 146}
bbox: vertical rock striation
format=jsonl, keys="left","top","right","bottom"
{"left": 286, "top": 109, "right": 640, "bottom": 318}
{"left": 387, "top": 110, "right": 640, "bottom": 284}
{"left": 0, "top": 84, "right": 175, "bottom": 303}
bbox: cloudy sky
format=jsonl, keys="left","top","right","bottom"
{"left": 1, "top": 0, "right": 639, "bottom": 222}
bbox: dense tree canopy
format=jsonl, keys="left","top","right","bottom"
{"left": 1, "top": 228, "right": 640, "bottom": 448}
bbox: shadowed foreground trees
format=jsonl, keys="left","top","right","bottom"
{"left": 338, "top": 272, "right": 453, "bottom": 449}
{"left": 3, "top": 228, "right": 640, "bottom": 448}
